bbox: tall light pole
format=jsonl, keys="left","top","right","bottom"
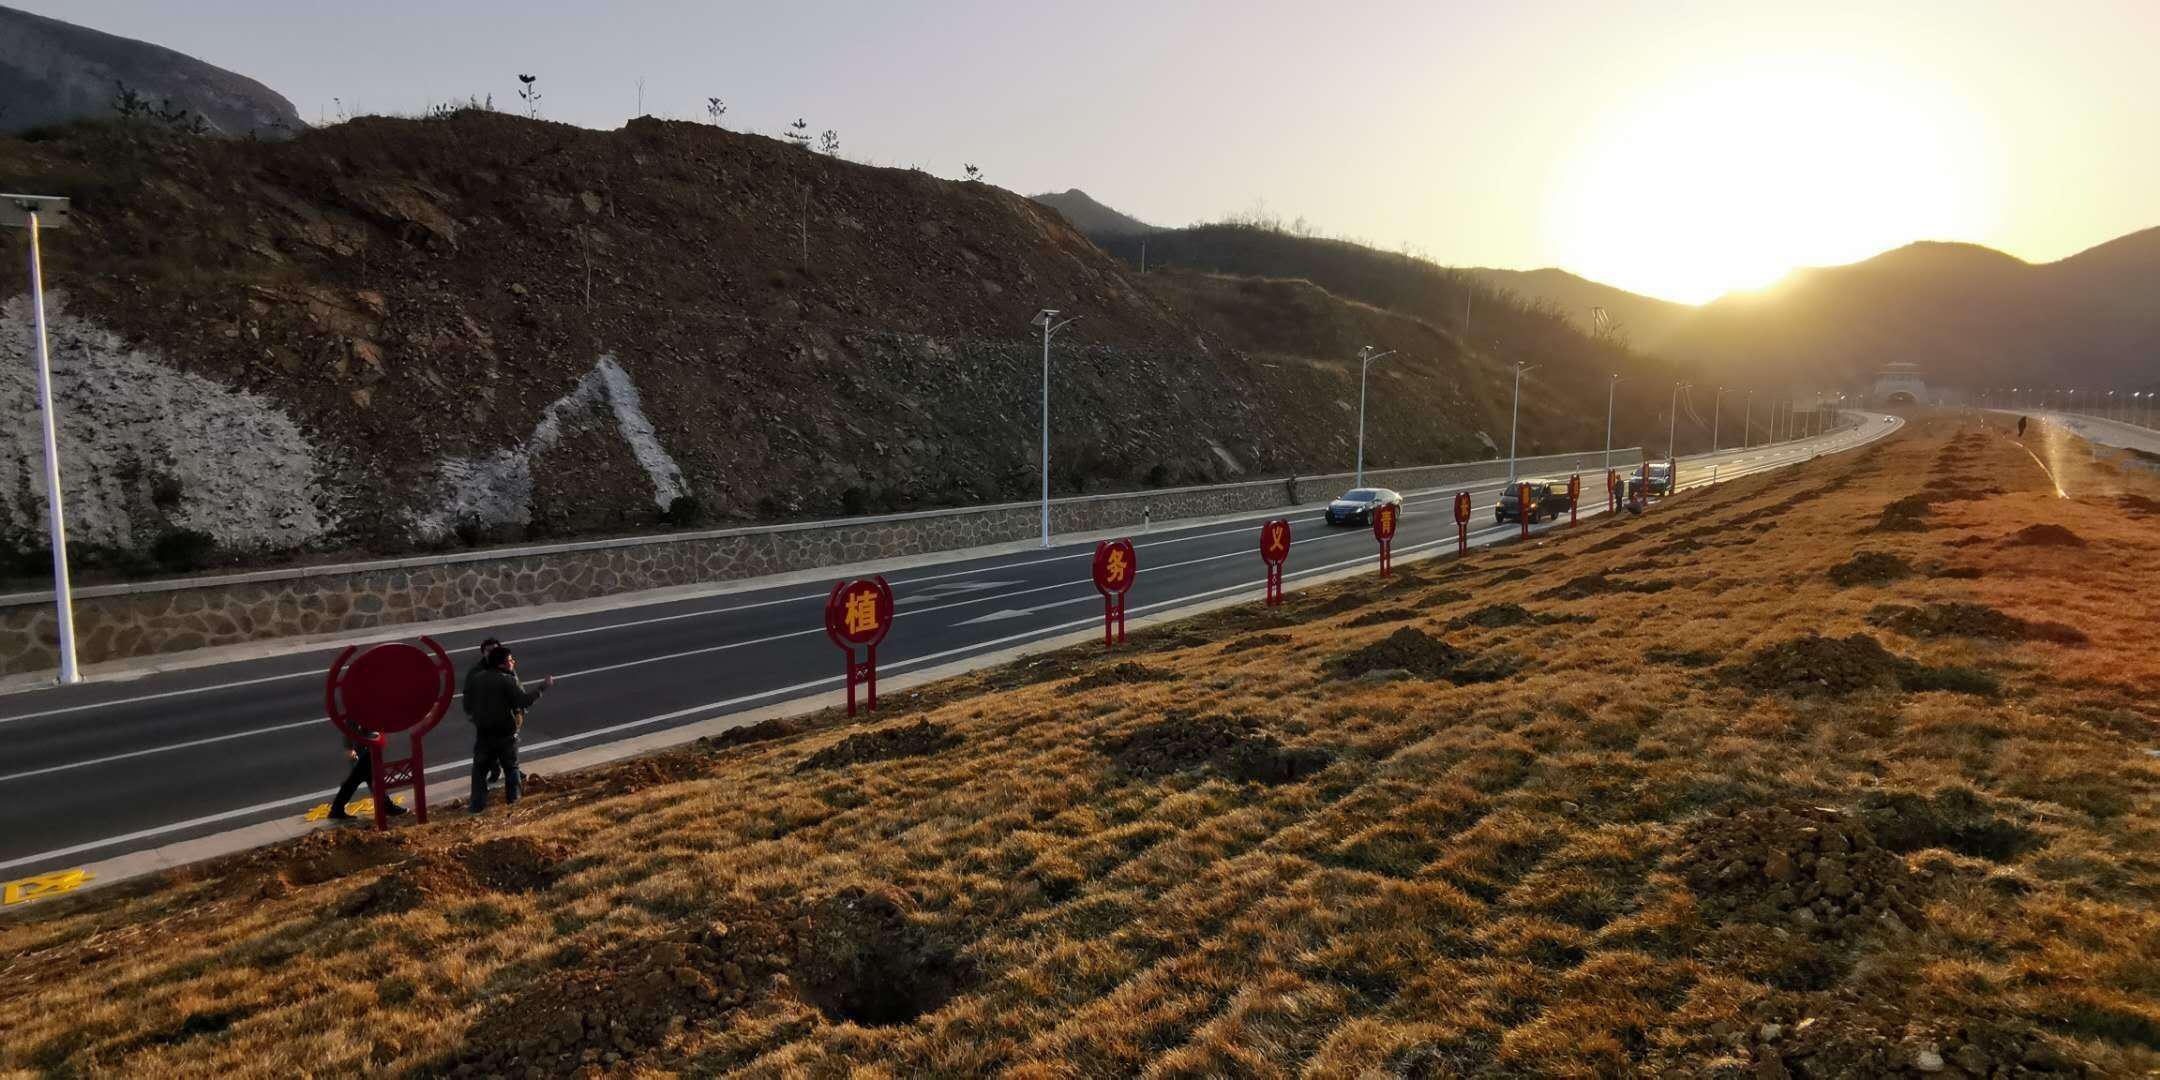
{"left": 1711, "top": 387, "right": 1732, "bottom": 453}
{"left": 1603, "top": 373, "right": 1624, "bottom": 473}
{"left": 4, "top": 194, "right": 79, "bottom": 684}
{"left": 1742, "top": 390, "right": 1754, "bottom": 449}
{"left": 1668, "top": 381, "right": 1690, "bottom": 465}
{"left": 1355, "top": 345, "right": 1397, "bottom": 487}
{"left": 1031, "top": 308, "right": 1081, "bottom": 548}
{"left": 1507, "top": 359, "right": 1539, "bottom": 484}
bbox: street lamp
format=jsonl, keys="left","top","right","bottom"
{"left": 1031, "top": 308, "right": 1081, "bottom": 548}
{"left": 1507, "top": 359, "right": 1538, "bottom": 484}
{"left": 1603, "top": 373, "right": 1625, "bottom": 473}
{"left": 1668, "top": 381, "right": 1691, "bottom": 465}
{"left": 3, "top": 194, "right": 78, "bottom": 684}
{"left": 1355, "top": 345, "right": 1397, "bottom": 487}
{"left": 1711, "top": 386, "right": 1733, "bottom": 453}
{"left": 1742, "top": 389, "right": 1754, "bottom": 449}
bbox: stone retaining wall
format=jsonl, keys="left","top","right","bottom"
{"left": 0, "top": 447, "right": 1641, "bottom": 677}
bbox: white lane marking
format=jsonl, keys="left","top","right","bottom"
{"left": 0, "top": 425, "right": 1905, "bottom": 873}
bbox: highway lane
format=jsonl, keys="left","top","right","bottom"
{"left": 0, "top": 416, "right": 1899, "bottom": 878}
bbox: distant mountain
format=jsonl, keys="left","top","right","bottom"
{"left": 1468, "top": 267, "right": 1693, "bottom": 348}
{"left": 1030, "top": 189, "right": 1162, "bottom": 238}
{"left": 1656, "top": 229, "right": 2160, "bottom": 392}
{"left": 0, "top": 4, "right": 302, "bottom": 137}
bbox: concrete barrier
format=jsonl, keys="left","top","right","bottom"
{"left": 0, "top": 447, "right": 1642, "bottom": 677}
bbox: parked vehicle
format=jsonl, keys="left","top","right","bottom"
{"left": 1495, "top": 479, "right": 1573, "bottom": 523}
{"left": 1325, "top": 487, "right": 1403, "bottom": 526}
{"left": 1645, "top": 461, "right": 1674, "bottom": 496}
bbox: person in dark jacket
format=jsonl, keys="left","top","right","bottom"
{"left": 467, "top": 645, "right": 552, "bottom": 812}
{"left": 329, "top": 726, "right": 409, "bottom": 820}
{"left": 464, "top": 637, "right": 504, "bottom": 789}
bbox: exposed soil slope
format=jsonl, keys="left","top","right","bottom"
{"left": 4, "top": 414, "right": 2154, "bottom": 1075}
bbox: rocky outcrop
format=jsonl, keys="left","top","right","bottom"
{"left": 0, "top": 4, "right": 302, "bottom": 137}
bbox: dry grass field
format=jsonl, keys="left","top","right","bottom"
{"left": 3, "top": 413, "right": 2155, "bottom": 1078}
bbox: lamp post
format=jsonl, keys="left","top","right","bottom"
{"left": 1355, "top": 345, "right": 1397, "bottom": 487}
{"left": 1667, "top": 381, "right": 1690, "bottom": 466}
{"left": 1031, "top": 308, "right": 1081, "bottom": 548}
{"left": 1742, "top": 389, "right": 1753, "bottom": 449}
{"left": 1508, "top": 359, "right": 1538, "bottom": 484}
{"left": 1711, "top": 386, "right": 1732, "bottom": 453}
{"left": 1603, "top": 373, "right": 1624, "bottom": 473}
{"left": 3, "top": 194, "right": 78, "bottom": 684}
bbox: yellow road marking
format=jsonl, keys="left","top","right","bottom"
{"left": 3, "top": 868, "right": 94, "bottom": 906}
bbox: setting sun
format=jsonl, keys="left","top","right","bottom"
{"left": 1544, "top": 56, "right": 2002, "bottom": 304}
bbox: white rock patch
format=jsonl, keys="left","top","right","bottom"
{"left": 0, "top": 294, "right": 337, "bottom": 551}
{"left": 417, "top": 354, "right": 684, "bottom": 537}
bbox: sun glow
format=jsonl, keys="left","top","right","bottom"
{"left": 1544, "top": 57, "right": 2001, "bottom": 304}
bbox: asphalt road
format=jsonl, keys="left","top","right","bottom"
{"left": 0, "top": 415, "right": 1900, "bottom": 879}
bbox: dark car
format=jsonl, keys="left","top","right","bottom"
{"left": 1643, "top": 461, "right": 1674, "bottom": 496}
{"left": 1495, "top": 479, "right": 1573, "bottom": 523}
{"left": 1325, "top": 487, "right": 1402, "bottom": 526}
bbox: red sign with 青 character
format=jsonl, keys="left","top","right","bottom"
{"left": 825, "top": 576, "right": 894, "bottom": 715}
{"left": 1258, "top": 518, "right": 1290, "bottom": 606}
{"left": 1093, "top": 538, "right": 1137, "bottom": 646}
{"left": 1371, "top": 502, "right": 1398, "bottom": 576}
{"left": 1452, "top": 491, "right": 1472, "bottom": 554}
{"left": 324, "top": 637, "right": 455, "bottom": 829}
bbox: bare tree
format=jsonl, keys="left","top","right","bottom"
{"left": 963, "top": 163, "right": 983, "bottom": 182}
{"left": 706, "top": 97, "right": 727, "bottom": 125}
{"left": 782, "top": 118, "right": 811, "bottom": 148}
{"left": 818, "top": 129, "right": 840, "bottom": 155}
{"left": 517, "top": 74, "right": 541, "bottom": 118}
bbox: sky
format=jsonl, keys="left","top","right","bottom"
{"left": 29, "top": 0, "right": 2160, "bottom": 304}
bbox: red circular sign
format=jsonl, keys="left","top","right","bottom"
{"left": 1259, "top": 518, "right": 1291, "bottom": 566}
{"left": 826, "top": 577, "right": 894, "bottom": 649}
{"left": 336, "top": 641, "right": 452, "bottom": 735}
{"left": 1452, "top": 491, "right": 1472, "bottom": 525}
{"left": 1371, "top": 502, "right": 1399, "bottom": 542}
{"left": 1093, "top": 538, "right": 1137, "bottom": 595}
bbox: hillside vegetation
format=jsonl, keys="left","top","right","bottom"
{"left": 4, "top": 414, "right": 2153, "bottom": 1076}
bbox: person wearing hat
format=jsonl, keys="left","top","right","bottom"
{"left": 465, "top": 645, "right": 552, "bottom": 812}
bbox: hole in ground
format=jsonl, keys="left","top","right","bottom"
{"left": 793, "top": 885, "right": 977, "bottom": 1027}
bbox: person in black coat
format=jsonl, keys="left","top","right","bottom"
{"left": 329, "top": 725, "right": 409, "bottom": 820}
{"left": 465, "top": 645, "right": 552, "bottom": 812}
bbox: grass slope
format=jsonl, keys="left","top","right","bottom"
{"left": 3, "top": 414, "right": 2156, "bottom": 1077}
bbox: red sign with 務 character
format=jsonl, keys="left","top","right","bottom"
{"left": 324, "top": 637, "right": 455, "bottom": 829}
{"left": 1259, "top": 518, "right": 1290, "bottom": 606}
{"left": 1092, "top": 538, "right": 1137, "bottom": 646}
{"left": 825, "top": 576, "right": 894, "bottom": 715}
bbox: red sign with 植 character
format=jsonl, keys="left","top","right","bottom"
{"left": 1258, "top": 518, "right": 1291, "bottom": 606}
{"left": 1371, "top": 502, "right": 1398, "bottom": 576}
{"left": 1092, "top": 538, "right": 1137, "bottom": 646}
{"left": 325, "top": 637, "right": 455, "bottom": 830}
{"left": 1452, "top": 491, "right": 1472, "bottom": 554}
{"left": 1568, "top": 474, "right": 1581, "bottom": 524}
{"left": 825, "top": 576, "right": 894, "bottom": 715}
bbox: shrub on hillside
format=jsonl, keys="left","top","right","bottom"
{"left": 150, "top": 529, "right": 217, "bottom": 573}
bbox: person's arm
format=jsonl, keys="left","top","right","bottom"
{"left": 510, "top": 677, "right": 548, "bottom": 710}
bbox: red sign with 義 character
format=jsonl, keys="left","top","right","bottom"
{"left": 1452, "top": 491, "right": 1472, "bottom": 554}
{"left": 1371, "top": 502, "right": 1398, "bottom": 576}
{"left": 324, "top": 637, "right": 455, "bottom": 829}
{"left": 1258, "top": 518, "right": 1291, "bottom": 606}
{"left": 1092, "top": 538, "right": 1137, "bottom": 646}
{"left": 825, "top": 576, "right": 894, "bottom": 715}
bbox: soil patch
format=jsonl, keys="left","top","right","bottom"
{"left": 1223, "top": 631, "right": 1293, "bottom": 654}
{"left": 598, "top": 755, "right": 709, "bottom": 796}
{"left": 1449, "top": 603, "right": 1539, "bottom": 629}
{"left": 342, "top": 837, "right": 568, "bottom": 917}
{"left": 1535, "top": 573, "right": 1674, "bottom": 601}
{"left": 792, "top": 884, "right": 977, "bottom": 1027}
{"left": 1583, "top": 533, "right": 1637, "bottom": 554}
{"left": 1304, "top": 592, "right": 1376, "bottom": 617}
{"left": 1678, "top": 803, "right": 1925, "bottom": 940}
{"left": 1826, "top": 552, "right": 1912, "bottom": 587}
{"left": 1866, "top": 602, "right": 2087, "bottom": 645}
{"left": 1326, "top": 627, "right": 1515, "bottom": 684}
{"left": 1099, "top": 712, "right": 1332, "bottom": 785}
{"left": 1855, "top": 789, "right": 2043, "bottom": 862}
{"left": 1722, "top": 634, "right": 1998, "bottom": 697}
{"left": 1344, "top": 606, "right": 1422, "bottom": 628}
{"left": 1642, "top": 537, "right": 1708, "bottom": 558}
{"left": 443, "top": 897, "right": 791, "bottom": 1074}
{"left": 264, "top": 828, "right": 412, "bottom": 888}
{"left": 1487, "top": 567, "right": 1533, "bottom": 585}
{"left": 2120, "top": 494, "right": 2160, "bottom": 517}
{"left": 2002, "top": 524, "right": 2087, "bottom": 548}
{"left": 798, "top": 720, "right": 963, "bottom": 772}
{"left": 1731, "top": 999, "right": 2083, "bottom": 1078}
{"left": 1871, "top": 494, "right": 1941, "bottom": 532}
{"left": 1064, "top": 661, "right": 1178, "bottom": 693}
{"left": 1644, "top": 646, "right": 1720, "bottom": 668}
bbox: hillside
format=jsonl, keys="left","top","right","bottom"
{"left": 1469, "top": 266, "right": 1694, "bottom": 348}
{"left": 5, "top": 416, "right": 2155, "bottom": 1075}
{"left": 1029, "top": 188, "right": 1161, "bottom": 237}
{"left": 0, "top": 4, "right": 301, "bottom": 137}
{"left": 1657, "top": 231, "right": 2160, "bottom": 393}
{"left": 0, "top": 113, "right": 1631, "bottom": 575}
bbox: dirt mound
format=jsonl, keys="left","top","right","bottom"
{"left": 1871, "top": 494, "right": 1941, "bottom": 532}
{"left": 1678, "top": 803, "right": 1925, "bottom": 939}
{"left": 1099, "top": 713, "right": 1332, "bottom": 785}
{"left": 1064, "top": 661, "right": 1178, "bottom": 692}
{"left": 1326, "top": 627, "right": 1515, "bottom": 684}
{"left": 1826, "top": 551, "right": 1913, "bottom": 587}
{"left": 259, "top": 828, "right": 411, "bottom": 887}
{"left": 1733, "top": 999, "right": 2084, "bottom": 1078}
{"left": 798, "top": 720, "right": 963, "bottom": 772}
{"left": 1343, "top": 606, "right": 1421, "bottom": 628}
{"left": 1534, "top": 573, "right": 1674, "bottom": 601}
{"left": 446, "top": 898, "right": 791, "bottom": 1074}
{"left": 1583, "top": 532, "right": 1637, "bottom": 554}
{"left": 1304, "top": 592, "right": 1376, "bottom": 617}
{"left": 793, "top": 885, "right": 976, "bottom": 1027}
{"left": 341, "top": 836, "right": 568, "bottom": 916}
{"left": 1866, "top": 602, "right": 2087, "bottom": 645}
{"left": 598, "top": 755, "right": 709, "bottom": 795}
{"left": 1643, "top": 537, "right": 1708, "bottom": 557}
{"left": 1448, "top": 603, "right": 1538, "bottom": 629}
{"left": 2002, "top": 524, "right": 2087, "bottom": 548}
{"left": 1855, "top": 789, "right": 2042, "bottom": 862}
{"left": 2119, "top": 494, "right": 2160, "bottom": 517}
{"left": 1723, "top": 634, "right": 1996, "bottom": 697}
{"left": 1222, "top": 632, "right": 1292, "bottom": 654}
